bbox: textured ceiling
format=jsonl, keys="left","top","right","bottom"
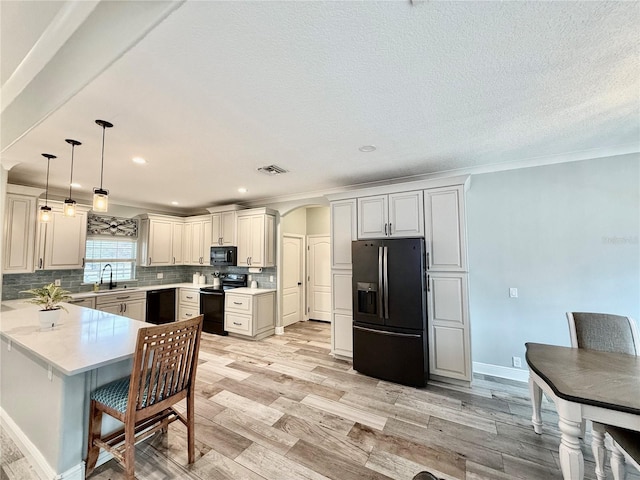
{"left": 2, "top": 1, "right": 639, "bottom": 214}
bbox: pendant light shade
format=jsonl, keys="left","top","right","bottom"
{"left": 63, "top": 139, "right": 81, "bottom": 217}
{"left": 93, "top": 119, "right": 113, "bottom": 212}
{"left": 40, "top": 153, "right": 56, "bottom": 223}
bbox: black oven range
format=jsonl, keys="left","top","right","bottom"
{"left": 199, "top": 273, "right": 247, "bottom": 335}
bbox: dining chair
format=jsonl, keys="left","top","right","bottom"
{"left": 85, "top": 315, "right": 204, "bottom": 480}
{"left": 606, "top": 425, "right": 640, "bottom": 480}
{"left": 566, "top": 312, "right": 640, "bottom": 480}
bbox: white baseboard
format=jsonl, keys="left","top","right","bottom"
{"left": 1, "top": 407, "right": 85, "bottom": 480}
{"left": 473, "top": 362, "right": 529, "bottom": 383}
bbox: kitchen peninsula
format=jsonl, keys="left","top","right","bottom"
{"left": 0, "top": 302, "right": 147, "bottom": 480}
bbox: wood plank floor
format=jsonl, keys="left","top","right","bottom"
{"left": 2, "top": 320, "right": 639, "bottom": 480}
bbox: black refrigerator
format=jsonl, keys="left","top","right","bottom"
{"left": 352, "top": 238, "right": 428, "bottom": 387}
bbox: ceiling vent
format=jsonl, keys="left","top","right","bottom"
{"left": 257, "top": 164, "right": 288, "bottom": 176}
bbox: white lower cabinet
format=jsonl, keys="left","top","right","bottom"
{"left": 331, "top": 272, "right": 353, "bottom": 358}
{"left": 95, "top": 291, "right": 147, "bottom": 322}
{"left": 224, "top": 291, "right": 275, "bottom": 340}
{"left": 427, "top": 272, "right": 471, "bottom": 382}
{"left": 178, "top": 288, "right": 200, "bottom": 321}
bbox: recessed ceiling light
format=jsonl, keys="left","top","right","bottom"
{"left": 359, "top": 145, "right": 376, "bottom": 152}
{"left": 70, "top": 182, "right": 82, "bottom": 188}
{"left": 171, "top": 201, "right": 179, "bottom": 205}
{"left": 132, "top": 157, "right": 146, "bottom": 164}
{"left": 238, "top": 187, "right": 248, "bottom": 193}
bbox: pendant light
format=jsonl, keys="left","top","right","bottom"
{"left": 40, "top": 153, "right": 56, "bottom": 222}
{"left": 93, "top": 119, "right": 113, "bottom": 212}
{"left": 63, "top": 139, "right": 81, "bottom": 217}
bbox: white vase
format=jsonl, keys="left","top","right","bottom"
{"left": 38, "top": 309, "right": 61, "bottom": 330}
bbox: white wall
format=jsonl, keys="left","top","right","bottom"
{"left": 281, "top": 207, "right": 307, "bottom": 235}
{"left": 466, "top": 153, "right": 639, "bottom": 369}
{"left": 306, "top": 207, "right": 329, "bottom": 235}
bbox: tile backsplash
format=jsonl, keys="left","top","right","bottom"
{"left": 1, "top": 265, "right": 277, "bottom": 300}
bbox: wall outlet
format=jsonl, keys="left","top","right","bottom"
{"left": 54, "top": 279, "right": 61, "bottom": 286}
{"left": 156, "top": 272, "right": 163, "bottom": 279}
{"left": 270, "top": 276, "right": 274, "bottom": 282}
{"left": 509, "top": 287, "right": 518, "bottom": 298}
{"left": 512, "top": 356, "right": 522, "bottom": 368}
{"left": 248, "top": 275, "right": 252, "bottom": 281}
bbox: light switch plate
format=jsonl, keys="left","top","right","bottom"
{"left": 509, "top": 287, "right": 518, "bottom": 298}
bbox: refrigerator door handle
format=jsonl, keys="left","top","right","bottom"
{"left": 354, "top": 325, "right": 421, "bottom": 339}
{"left": 378, "top": 246, "right": 384, "bottom": 319}
{"left": 383, "top": 245, "right": 389, "bottom": 319}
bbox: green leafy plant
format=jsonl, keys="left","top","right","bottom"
{"left": 21, "top": 283, "right": 72, "bottom": 312}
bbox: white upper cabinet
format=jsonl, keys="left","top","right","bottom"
{"left": 3, "top": 190, "right": 38, "bottom": 273}
{"left": 236, "top": 208, "right": 275, "bottom": 267}
{"left": 211, "top": 211, "right": 236, "bottom": 246}
{"left": 424, "top": 186, "right": 467, "bottom": 271}
{"left": 36, "top": 202, "right": 88, "bottom": 270}
{"left": 184, "top": 215, "right": 212, "bottom": 266}
{"left": 357, "top": 191, "right": 423, "bottom": 239}
{"left": 330, "top": 199, "right": 357, "bottom": 269}
{"left": 137, "top": 214, "right": 184, "bottom": 266}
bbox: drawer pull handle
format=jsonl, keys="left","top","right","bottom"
{"left": 116, "top": 296, "right": 130, "bottom": 300}
{"left": 233, "top": 322, "right": 242, "bottom": 326}
{"left": 186, "top": 296, "right": 193, "bottom": 299}
{"left": 186, "top": 313, "right": 193, "bottom": 317}
{"left": 233, "top": 302, "right": 242, "bottom": 305}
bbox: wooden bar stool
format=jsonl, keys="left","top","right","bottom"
{"left": 85, "top": 315, "right": 203, "bottom": 479}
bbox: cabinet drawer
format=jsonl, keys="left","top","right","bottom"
{"left": 67, "top": 297, "right": 96, "bottom": 309}
{"left": 180, "top": 289, "right": 200, "bottom": 306}
{"left": 95, "top": 291, "right": 146, "bottom": 307}
{"left": 225, "top": 294, "right": 251, "bottom": 313}
{"left": 178, "top": 305, "right": 200, "bottom": 321}
{"left": 225, "top": 312, "right": 251, "bottom": 334}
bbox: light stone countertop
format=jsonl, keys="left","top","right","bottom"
{"left": 70, "top": 282, "right": 215, "bottom": 299}
{"left": 0, "top": 302, "right": 146, "bottom": 376}
{"left": 226, "top": 287, "right": 276, "bottom": 295}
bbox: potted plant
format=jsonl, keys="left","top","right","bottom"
{"left": 21, "top": 283, "right": 72, "bottom": 329}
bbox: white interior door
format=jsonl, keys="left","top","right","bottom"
{"left": 282, "top": 235, "right": 303, "bottom": 327}
{"left": 307, "top": 235, "right": 331, "bottom": 322}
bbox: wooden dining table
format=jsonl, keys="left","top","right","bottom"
{"left": 525, "top": 342, "right": 640, "bottom": 480}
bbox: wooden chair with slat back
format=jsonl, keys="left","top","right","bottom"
{"left": 85, "top": 315, "right": 204, "bottom": 480}
{"left": 566, "top": 312, "right": 640, "bottom": 480}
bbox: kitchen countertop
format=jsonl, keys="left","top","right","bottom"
{"left": 69, "top": 283, "right": 276, "bottom": 299}
{"left": 0, "top": 303, "right": 146, "bottom": 376}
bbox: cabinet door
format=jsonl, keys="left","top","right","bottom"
{"left": 211, "top": 214, "right": 222, "bottom": 246}
{"left": 188, "top": 222, "right": 203, "bottom": 265}
{"left": 331, "top": 272, "right": 353, "bottom": 357}
{"left": 123, "top": 299, "right": 146, "bottom": 322}
{"left": 330, "top": 200, "right": 357, "bottom": 269}
{"left": 424, "top": 186, "right": 467, "bottom": 271}
{"left": 236, "top": 216, "right": 251, "bottom": 266}
{"left": 220, "top": 211, "right": 236, "bottom": 246}
{"left": 357, "top": 195, "right": 388, "bottom": 239}
{"left": 248, "top": 215, "right": 264, "bottom": 266}
{"left": 97, "top": 303, "right": 122, "bottom": 316}
{"left": 43, "top": 211, "right": 87, "bottom": 269}
{"left": 389, "top": 191, "right": 424, "bottom": 237}
{"left": 428, "top": 272, "right": 470, "bottom": 381}
{"left": 148, "top": 220, "right": 173, "bottom": 266}
{"left": 172, "top": 222, "right": 184, "bottom": 265}
{"left": 3, "top": 194, "right": 36, "bottom": 273}
{"left": 263, "top": 214, "right": 275, "bottom": 267}
{"left": 203, "top": 218, "right": 212, "bottom": 255}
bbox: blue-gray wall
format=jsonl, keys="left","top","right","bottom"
{"left": 467, "top": 153, "right": 639, "bottom": 369}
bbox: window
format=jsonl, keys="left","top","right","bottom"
{"left": 84, "top": 238, "right": 137, "bottom": 284}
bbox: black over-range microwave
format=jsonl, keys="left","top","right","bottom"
{"left": 210, "top": 246, "right": 237, "bottom": 266}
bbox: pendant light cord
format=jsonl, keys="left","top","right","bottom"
{"left": 45, "top": 157, "right": 50, "bottom": 206}
{"left": 69, "top": 144, "right": 75, "bottom": 198}
{"left": 99, "top": 126, "right": 105, "bottom": 189}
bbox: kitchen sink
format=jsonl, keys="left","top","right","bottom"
{"left": 93, "top": 287, "right": 140, "bottom": 294}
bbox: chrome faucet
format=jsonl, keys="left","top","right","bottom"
{"left": 100, "top": 264, "right": 117, "bottom": 290}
